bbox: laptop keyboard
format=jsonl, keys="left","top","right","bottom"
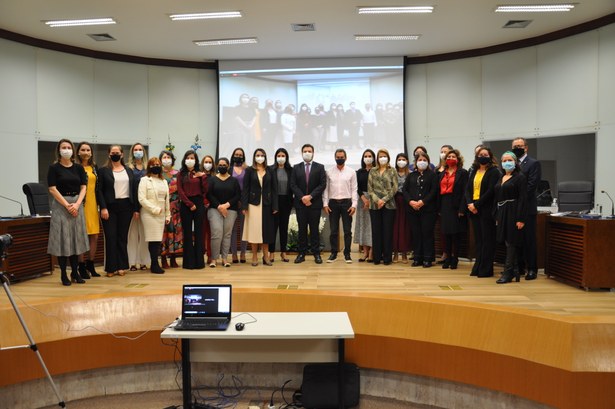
{"left": 176, "top": 319, "right": 228, "bottom": 330}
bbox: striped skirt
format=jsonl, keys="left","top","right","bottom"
{"left": 47, "top": 195, "right": 90, "bottom": 257}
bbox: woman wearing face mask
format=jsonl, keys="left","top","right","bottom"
{"left": 465, "top": 147, "right": 500, "bottom": 278}
{"left": 437, "top": 149, "right": 468, "bottom": 270}
{"left": 269, "top": 148, "right": 293, "bottom": 262}
{"left": 200, "top": 155, "right": 216, "bottom": 264}
{"left": 354, "top": 149, "right": 375, "bottom": 262}
{"left": 207, "top": 158, "right": 241, "bottom": 267}
{"left": 436, "top": 144, "right": 454, "bottom": 265}
{"left": 177, "top": 150, "right": 207, "bottom": 269}
{"left": 98, "top": 145, "right": 138, "bottom": 277}
{"left": 367, "top": 149, "right": 398, "bottom": 265}
{"left": 47, "top": 139, "right": 89, "bottom": 286}
{"left": 392, "top": 153, "right": 412, "bottom": 263}
{"left": 159, "top": 150, "right": 182, "bottom": 269}
{"left": 138, "top": 157, "right": 170, "bottom": 274}
{"left": 403, "top": 152, "right": 438, "bottom": 268}
{"left": 75, "top": 141, "right": 102, "bottom": 279}
{"left": 494, "top": 152, "right": 527, "bottom": 284}
{"left": 127, "top": 142, "right": 149, "bottom": 271}
{"left": 230, "top": 147, "right": 248, "bottom": 263}
{"left": 242, "top": 149, "right": 278, "bottom": 266}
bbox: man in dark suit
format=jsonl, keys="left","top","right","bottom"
{"left": 290, "top": 143, "right": 327, "bottom": 264}
{"left": 512, "top": 137, "right": 541, "bottom": 280}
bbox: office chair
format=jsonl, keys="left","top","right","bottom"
{"left": 22, "top": 182, "right": 51, "bottom": 215}
{"left": 557, "top": 181, "right": 594, "bottom": 212}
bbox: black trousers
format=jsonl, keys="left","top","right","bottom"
{"left": 102, "top": 199, "right": 132, "bottom": 273}
{"left": 408, "top": 210, "right": 436, "bottom": 262}
{"left": 444, "top": 232, "right": 462, "bottom": 258}
{"left": 370, "top": 208, "right": 395, "bottom": 264}
{"left": 329, "top": 199, "right": 353, "bottom": 256}
{"left": 470, "top": 212, "right": 497, "bottom": 276}
{"left": 270, "top": 195, "right": 292, "bottom": 252}
{"left": 180, "top": 198, "right": 205, "bottom": 269}
{"left": 518, "top": 213, "right": 537, "bottom": 272}
{"left": 296, "top": 205, "right": 322, "bottom": 256}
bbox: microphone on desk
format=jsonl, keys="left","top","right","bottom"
{"left": 601, "top": 190, "right": 615, "bottom": 219}
{"left": 0, "top": 194, "right": 26, "bottom": 217}
{"left": 536, "top": 188, "right": 551, "bottom": 199}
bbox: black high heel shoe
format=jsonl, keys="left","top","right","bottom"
{"left": 61, "top": 271, "right": 71, "bottom": 286}
{"left": 496, "top": 270, "right": 520, "bottom": 284}
{"left": 71, "top": 271, "right": 86, "bottom": 284}
{"left": 86, "top": 260, "right": 101, "bottom": 277}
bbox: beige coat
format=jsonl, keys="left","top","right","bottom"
{"left": 138, "top": 176, "right": 171, "bottom": 242}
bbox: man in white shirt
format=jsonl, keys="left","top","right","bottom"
{"left": 323, "top": 149, "right": 358, "bottom": 263}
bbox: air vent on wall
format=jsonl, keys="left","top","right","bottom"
{"left": 87, "top": 33, "right": 116, "bottom": 41}
{"left": 291, "top": 23, "right": 316, "bottom": 32}
{"left": 503, "top": 20, "right": 532, "bottom": 29}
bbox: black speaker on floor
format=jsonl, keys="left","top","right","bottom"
{"left": 300, "top": 363, "right": 360, "bottom": 409}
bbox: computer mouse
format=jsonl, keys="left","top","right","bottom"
{"left": 235, "top": 322, "right": 245, "bottom": 331}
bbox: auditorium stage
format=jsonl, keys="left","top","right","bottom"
{"left": 1, "top": 256, "right": 615, "bottom": 409}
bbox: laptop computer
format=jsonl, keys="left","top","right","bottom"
{"left": 173, "top": 284, "right": 232, "bottom": 331}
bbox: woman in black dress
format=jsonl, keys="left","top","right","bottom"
{"left": 465, "top": 147, "right": 500, "bottom": 278}
{"left": 403, "top": 152, "right": 438, "bottom": 268}
{"left": 269, "top": 148, "right": 293, "bottom": 263}
{"left": 437, "top": 149, "right": 468, "bottom": 269}
{"left": 494, "top": 151, "right": 527, "bottom": 284}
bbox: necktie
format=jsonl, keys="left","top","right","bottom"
{"left": 305, "top": 162, "right": 311, "bottom": 187}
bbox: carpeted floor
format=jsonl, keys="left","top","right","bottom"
{"left": 40, "top": 390, "right": 440, "bottom": 409}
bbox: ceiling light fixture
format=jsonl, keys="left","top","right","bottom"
{"left": 194, "top": 37, "right": 258, "bottom": 46}
{"left": 357, "top": 6, "right": 434, "bottom": 14}
{"left": 355, "top": 35, "right": 421, "bottom": 41}
{"left": 44, "top": 18, "right": 116, "bottom": 27}
{"left": 495, "top": 4, "right": 576, "bottom": 12}
{"left": 169, "top": 11, "right": 242, "bottom": 21}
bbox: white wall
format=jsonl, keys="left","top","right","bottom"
{"left": 0, "top": 39, "right": 218, "bottom": 216}
{"left": 405, "top": 23, "right": 615, "bottom": 213}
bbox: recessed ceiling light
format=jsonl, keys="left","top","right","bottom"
{"left": 357, "top": 6, "right": 434, "bottom": 14}
{"left": 355, "top": 35, "right": 421, "bottom": 41}
{"left": 495, "top": 4, "right": 576, "bottom": 12}
{"left": 43, "top": 18, "right": 116, "bottom": 27}
{"left": 169, "top": 11, "right": 242, "bottom": 21}
{"left": 194, "top": 37, "right": 258, "bottom": 46}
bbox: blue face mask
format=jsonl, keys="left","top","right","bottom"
{"left": 502, "top": 161, "right": 516, "bottom": 172}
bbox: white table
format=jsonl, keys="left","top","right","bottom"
{"left": 161, "top": 312, "right": 355, "bottom": 409}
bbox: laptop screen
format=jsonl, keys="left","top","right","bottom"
{"left": 181, "top": 284, "right": 232, "bottom": 319}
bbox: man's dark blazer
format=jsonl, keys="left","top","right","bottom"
{"left": 519, "top": 155, "right": 541, "bottom": 215}
{"left": 97, "top": 165, "right": 137, "bottom": 210}
{"left": 241, "top": 166, "right": 279, "bottom": 211}
{"left": 289, "top": 161, "right": 327, "bottom": 209}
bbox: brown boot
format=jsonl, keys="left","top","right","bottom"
{"left": 170, "top": 255, "right": 179, "bottom": 268}
{"left": 161, "top": 256, "right": 170, "bottom": 269}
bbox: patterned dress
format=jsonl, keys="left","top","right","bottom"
{"left": 161, "top": 168, "right": 183, "bottom": 256}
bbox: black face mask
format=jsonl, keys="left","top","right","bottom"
{"left": 150, "top": 166, "right": 162, "bottom": 175}
{"left": 512, "top": 148, "right": 525, "bottom": 158}
{"left": 477, "top": 156, "right": 491, "bottom": 165}
{"left": 110, "top": 154, "right": 121, "bottom": 162}
{"left": 335, "top": 158, "right": 346, "bottom": 166}
{"left": 217, "top": 166, "right": 228, "bottom": 175}
{"left": 233, "top": 156, "right": 244, "bottom": 165}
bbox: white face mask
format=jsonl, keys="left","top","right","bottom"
{"left": 378, "top": 157, "right": 388, "bottom": 166}
{"left": 440, "top": 152, "right": 447, "bottom": 161}
{"left": 363, "top": 157, "right": 373, "bottom": 165}
{"left": 60, "top": 149, "right": 73, "bottom": 159}
{"left": 276, "top": 156, "right": 286, "bottom": 165}
{"left": 396, "top": 160, "right": 408, "bottom": 168}
{"left": 255, "top": 156, "right": 265, "bottom": 164}
{"left": 203, "top": 162, "right": 213, "bottom": 171}
{"left": 417, "top": 161, "right": 429, "bottom": 171}
{"left": 133, "top": 150, "right": 144, "bottom": 159}
{"left": 161, "top": 158, "right": 172, "bottom": 167}
{"left": 302, "top": 152, "right": 313, "bottom": 162}
{"left": 185, "top": 159, "right": 195, "bottom": 168}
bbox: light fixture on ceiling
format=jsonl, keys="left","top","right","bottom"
{"left": 495, "top": 4, "right": 576, "bottom": 12}
{"left": 357, "top": 6, "right": 434, "bottom": 14}
{"left": 194, "top": 37, "right": 258, "bottom": 46}
{"left": 169, "top": 11, "right": 242, "bottom": 21}
{"left": 355, "top": 34, "right": 421, "bottom": 41}
{"left": 43, "top": 18, "right": 117, "bottom": 27}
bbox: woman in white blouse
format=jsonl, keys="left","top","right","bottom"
{"left": 138, "top": 157, "right": 171, "bottom": 274}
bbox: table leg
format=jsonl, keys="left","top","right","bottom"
{"left": 338, "top": 339, "right": 345, "bottom": 409}
{"left": 182, "top": 338, "right": 192, "bottom": 409}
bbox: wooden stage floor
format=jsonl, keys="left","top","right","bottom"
{"left": 2, "top": 253, "right": 614, "bottom": 317}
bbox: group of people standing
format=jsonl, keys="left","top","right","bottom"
{"left": 46, "top": 136, "right": 540, "bottom": 287}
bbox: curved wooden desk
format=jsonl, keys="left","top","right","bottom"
{"left": 1, "top": 289, "right": 614, "bottom": 409}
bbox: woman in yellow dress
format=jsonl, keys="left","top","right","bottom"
{"left": 76, "top": 142, "right": 102, "bottom": 278}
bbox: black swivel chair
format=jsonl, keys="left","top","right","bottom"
{"left": 557, "top": 181, "right": 594, "bottom": 212}
{"left": 22, "top": 183, "right": 51, "bottom": 215}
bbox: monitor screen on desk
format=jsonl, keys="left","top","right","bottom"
{"left": 181, "top": 284, "right": 231, "bottom": 319}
